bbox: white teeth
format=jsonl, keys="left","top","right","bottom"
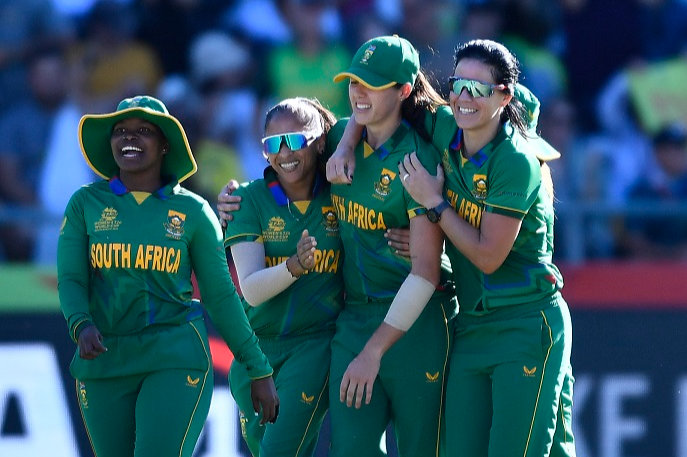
{"left": 459, "top": 107, "right": 477, "bottom": 114}
{"left": 121, "top": 145, "right": 142, "bottom": 155}
{"left": 356, "top": 103, "right": 371, "bottom": 110}
{"left": 280, "top": 160, "right": 299, "bottom": 171}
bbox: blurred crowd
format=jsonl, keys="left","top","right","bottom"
{"left": 1, "top": 0, "right": 687, "bottom": 265}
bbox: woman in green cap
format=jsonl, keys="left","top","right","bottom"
{"left": 57, "top": 95, "right": 278, "bottom": 457}
{"left": 324, "top": 35, "right": 457, "bottom": 457}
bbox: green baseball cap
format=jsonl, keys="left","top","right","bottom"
{"left": 79, "top": 95, "right": 197, "bottom": 182}
{"left": 334, "top": 35, "right": 419, "bottom": 90}
{"left": 514, "top": 83, "right": 561, "bottom": 161}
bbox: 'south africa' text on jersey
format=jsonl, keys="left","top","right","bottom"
{"left": 90, "top": 243, "right": 182, "bottom": 273}
{"left": 331, "top": 195, "right": 387, "bottom": 230}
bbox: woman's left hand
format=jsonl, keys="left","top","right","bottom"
{"left": 399, "top": 152, "right": 445, "bottom": 209}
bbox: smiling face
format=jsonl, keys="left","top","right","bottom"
{"left": 264, "top": 112, "right": 322, "bottom": 194}
{"left": 110, "top": 117, "right": 168, "bottom": 182}
{"left": 348, "top": 79, "right": 405, "bottom": 138}
{"left": 449, "top": 58, "right": 511, "bottom": 138}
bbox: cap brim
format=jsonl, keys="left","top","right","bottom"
{"left": 79, "top": 108, "right": 197, "bottom": 182}
{"left": 333, "top": 69, "right": 396, "bottom": 90}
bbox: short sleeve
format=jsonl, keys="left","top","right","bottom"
{"left": 223, "top": 183, "right": 263, "bottom": 247}
{"left": 485, "top": 150, "right": 541, "bottom": 219}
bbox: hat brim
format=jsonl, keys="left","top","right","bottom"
{"left": 79, "top": 107, "right": 197, "bottom": 182}
{"left": 333, "top": 69, "right": 397, "bottom": 90}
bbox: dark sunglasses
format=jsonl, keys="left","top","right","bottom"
{"left": 448, "top": 77, "right": 507, "bottom": 98}
{"left": 261, "top": 132, "right": 315, "bottom": 155}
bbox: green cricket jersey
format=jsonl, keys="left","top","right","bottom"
{"left": 326, "top": 118, "right": 455, "bottom": 306}
{"left": 223, "top": 168, "right": 344, "bottom": 338}
{"left": 426, "top": 106, "right": 563, "bottom": 313}
{"left": 58, "top": 178, "right": 272, "bottom": 379}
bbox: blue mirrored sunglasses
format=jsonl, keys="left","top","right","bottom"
{"left": 448, "top": 77, "right": 506, "bottom": 98}
{"left": 261, "top": 132, "right": 315, "bottom": 155}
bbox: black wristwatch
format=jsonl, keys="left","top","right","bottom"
{"left": 426, "top": 200, "right": 451, "bottom": 223}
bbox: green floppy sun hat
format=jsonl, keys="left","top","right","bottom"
{"left": 334, "top": 35, "right": 419, "bottom": 90}
{"left": 79, "top": 95, "right": 197, "bottom": 182}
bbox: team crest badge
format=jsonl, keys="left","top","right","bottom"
{"left": 360, "top": 45, "right": 376, "bottom": 64}
{"left": 374, "top": 168, "right": 396, "bottom": 197}
{"left": 472, "top": 174, "right": 487, "bottom": 200}
{"left": 322, "top": 206, "right": 339, "bottom": 233}
{"left": 164, "top": 210, "right": 186, "bottom": 238}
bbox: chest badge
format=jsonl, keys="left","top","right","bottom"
{"left": 472, "top": 174, "right": 487, "bottom": 201}
{"left": 374, "top": 168, "right": 396, "bottom": 198}
{"left": 165, "top": 210, "right": 186, "bottom": 238}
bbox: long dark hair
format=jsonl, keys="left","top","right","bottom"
{"left": 453, "top": 39, "right": 529, "bottom": 137}
{"left": 400, "top": 70, "right": 448, "bottom": 144}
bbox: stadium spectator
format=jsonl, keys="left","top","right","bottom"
{"left": 67, "top": 0, "right": 163, "bottom": 113}
{"left": 617, "top": 122, "right": 687, "bottom": 259}
{"left": 186, "top": 30, "right": 265, "bottom": 189}
{"left": 635, "top": 0, "right": 687, "bottom": 62}
{"left": 560, "top": 0, "right": 642, "bottom": 132}
{"left": 136, "top": 0, "right": 226, "bottom": 76}
{"left": 0, "top": 0, "right": 75, "bottom": 119}
{"left": 400, "top": 0, "right": 460, "bottom": 99}
{"left": 0, "top": 50, "right": 71, "bottom": 262}
{"left": 264, "top": 0, "right": 350, "bottom": 118}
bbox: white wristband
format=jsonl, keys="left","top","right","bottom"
{"left": 383, "top": 273, "right": 436, "bottom": 331}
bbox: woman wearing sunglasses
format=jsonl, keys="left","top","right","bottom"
{"left": 329, "top": 39, "right": 575, "bottom": 457}
{"left": 223, "top": 97, "right": 345, "bottom": 457}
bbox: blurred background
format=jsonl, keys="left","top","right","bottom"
{"left": 0, "top": 0, "right": 686, "bottom": 456}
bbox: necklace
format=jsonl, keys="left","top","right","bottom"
{"left": 286, "top": 198, "right": 303, "bottom": 222}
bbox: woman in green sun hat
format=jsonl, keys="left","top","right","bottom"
{"left": 57, "top": 95, "right": 278, "bottom": 457}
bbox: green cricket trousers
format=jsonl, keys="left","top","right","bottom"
{"left": 229, "top": 331, "right": 332, "bottom": 457}
{"left": 444, "top": 294, "right": 576, "bottom": 457}
{"left": 73, "top": 321, "right": 214, "bottom": 457}
{"left": 328, "top": 298, "right": 453, "bottom": 457}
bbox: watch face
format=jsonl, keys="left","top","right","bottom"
{"left": 427, "top": 209, "right": 440, "bottom": 223}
